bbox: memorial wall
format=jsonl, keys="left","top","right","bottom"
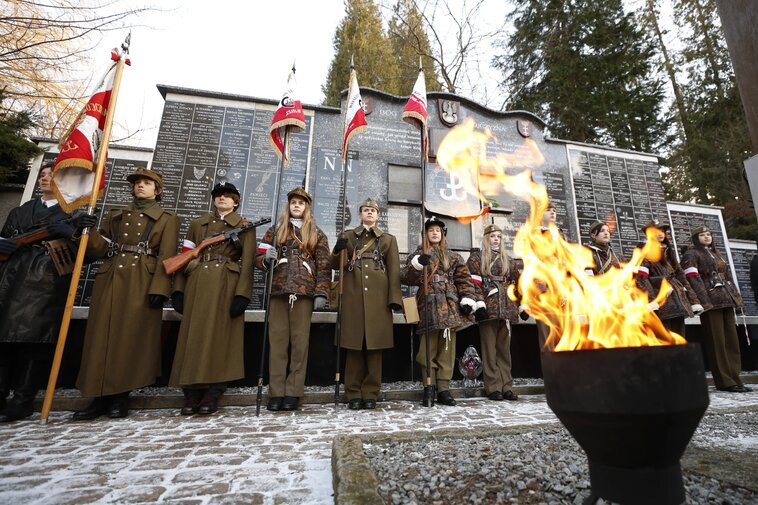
{"left": 26, "top": 87, "right": 758, "bottom": 320}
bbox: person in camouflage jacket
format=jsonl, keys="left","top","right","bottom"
{"left": 254, "top": 187, "right": 331, "bottom": 411}
{"left": 401, "top": 216, "right": 477, "bottom": 407}
{"left": 584, "top": 220, "right": 620, "bottom": 276}
{"left": 682, "top": 226, "right": 749, "bottom": 393}
{"left": 467, "top": 224, "right": 521, "bottom": 402}
{"left": 634, "top": 221, "right": 703, "bottom": 337}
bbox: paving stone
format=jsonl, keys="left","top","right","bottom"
{"left": 107, "top": 485, "right": 167, "bottom": 503}
{"left": 163, "top": 482, "right": 230, "bottom": 499}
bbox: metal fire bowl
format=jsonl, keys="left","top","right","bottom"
{"left": 542, "top": 344, "right": 709, "bottom": 505}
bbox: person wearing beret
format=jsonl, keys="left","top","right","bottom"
{"left": 401, "top": 216, "right": 477, "bottom": 407}
{"left": 584, "top": 220, "right": 620, "bottom": 276}
{"left": 682, "top": 225, "right": 750, "bottom": 393}
{"left": 0, "top": 163, "right": 95, "bottom": 422}
{"left": 169, "top": 182, "right": 255, "bottom": 416}
{"left": 331, "top": 197, "right": 402, "bottom": 410}
{"left": 254, "top": 187, "right": 331, "bottom": 411}
{"left": 634, "top": 220, "right": 703, "bottom": 337}
{"left": 73, "top": 167, "right": 180, "bottom": 420}
{"left": 467, "top": 223, "right": 521, "bottom": 402}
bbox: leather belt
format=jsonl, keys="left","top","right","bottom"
{"left": 112, "top": 243, "right": 156, "bottom": 257}
{"left": 489, "top": 275, "right": 506, "bottom": 282}
{"left": 199, "top": 253, "right": 236, "bottom": 263}
{"left": 431, "top": 274, "right": 449, "bottom": 283}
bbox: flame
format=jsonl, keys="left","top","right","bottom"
{"left": 437, "top": 118, "right": 686, "bottom": 350}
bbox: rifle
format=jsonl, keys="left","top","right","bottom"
{"left": 0, "top": 228, "right": 52, "bottom": 262}
{"left": 163, "top": 216, "right": 271, "bottom": 275}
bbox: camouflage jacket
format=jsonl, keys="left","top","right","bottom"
{"left": 467, "top": 249, "right": 520, "bottom": 323}
{"left": 682, "top": 245, "right": 743, "bottom": 311}
{"left": 585, "top": 241, "right": 620, "bottom": 275}
{"left": 254, "top": 223, "right": 331, "bottom": 298}
{"left": 635, "top": 250, "right": 700, "bottom": 321}
{"left": 401, "top": 246, "right": 477, "bottom": 333}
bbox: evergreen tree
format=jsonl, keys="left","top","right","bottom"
{"left": 387, "top": 0, "right": 442, "bottom": 92}
{"left": 0, "top": 92, "right": 42, "bottom": 183}
{"left": 322, "top": 0, "right": 400, "bottom": 106}
{"left": 494, "top": 0, "right": 667, "bottom": 153}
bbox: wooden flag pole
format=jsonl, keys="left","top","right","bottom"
{"left": 40, "top": 41, "right": 129, "bottom": 424}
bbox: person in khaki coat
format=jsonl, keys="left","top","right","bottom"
{"left": 254, "top": 187, "right": 331, "bottom": 412}
{"left": 331, "top": 198, "right": 402, "bottom": 410}
{"left": 74, "top": 167, "right": 179, "bottom": 420}
{"left": 169, "top": 182, "right": 255, "bottom": 416}
{"left": 682, "top": 226, "right": 750, "bottom": 393}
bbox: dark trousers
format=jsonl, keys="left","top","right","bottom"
{"left": 663, "top": 317, "right": 686, "bottom": 338}
{"left": 183, "top": 384, "right": 226, "bottom": 399}
{"left": 479, "top": 319, "right": 513, "bottom": 394}
{"left": 344, "top": 348, "right": 382, "bottom": 401}
{"left": 700, "top": 308, "right": 742, "bottom": 389}
{"left": 0, "top": 343, "right": 54, "bottom": 405}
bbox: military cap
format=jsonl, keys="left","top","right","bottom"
{"left": 359, "top": 197, "right": 381, "bottom": 212}
{"left": 287, "top": 186, "right": 312, "bottom": 205}
{"left": 127, "top": 167, "right": 163, "bottom": 188}
{"left": 211, "top": 181, "right": 240, "bottom": 198}
{"left": 588, "top": 220, "right": 607, "bottom": 236}
{"left": 424, "top": 215, "right": 447, "bottom": 235}
{"left": 545, "top": 200, "right": 556, "bottom": 210}
{"left": 691, "top": 225, "right": 710, "bottom": 239}
{"left": 641, "top": 219, "right": 670, "bottom": 232}
{"left": 483, "top": 223, "right": 502, "bottom": 236}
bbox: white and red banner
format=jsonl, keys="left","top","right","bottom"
{"left": 402, "top": 68, "right": 428, "bottom": 161}
{"left": 269, "top": 69, "right": 306, "bottom": 166}
{"left": 52, "top": 51, "right": 123, "bottom": 212}
{"left": 341, "top": 68, "right": 367, "bottom": 164}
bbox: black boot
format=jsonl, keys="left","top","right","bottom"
{"left": 72, "top": 397, "right": 109, "bottom": 420}
{"left": 421, "top": 385, "right": 436, "bottom": 407}
{"left": 0, "top": 360, "right": 43, "bottom": 422}
{"left": 108, "top": 392, "right": 130, "bottom": 418}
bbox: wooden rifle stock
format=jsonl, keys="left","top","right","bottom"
{"left": 0, "top": 228, "right": 52, "bottom": 262}
{"left": 162, "top": 216, "right": 271, "bottom": 275}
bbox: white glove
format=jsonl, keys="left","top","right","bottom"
{"left": 691, "top": 304, "right": 704, "bottom": 315}
{"left": 518, "top": 304, "right": 529, "bottom": 313}
{"left": 264, "top": 247, "right": 278, "bottom": 267}
{"left": 313, "top": 296, "right": 328, "bottom": 311}
{"left": 411, "top": 255, "right": 424, "bottom": 271}
{"left": 647, "top": 302, "right": 660, "bottom": 312}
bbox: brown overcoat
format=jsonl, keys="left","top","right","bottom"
{"left": 466, "top": 249, "right": 520, "bottom": 323}
{"left": 169, "top": 211, "right": 255, "bottom": 386}
{"left": 254, "top": 223, "right": 331, "bottom": 298}
{"left": 332, "top": 225, "right": 402, "bottom": 350}
{"left": 401, "top": 246, "right": 476, "bottom": 333}
{"left": 76, "top": 202, "right": 179, "bottom": 396}
{"left": 635, "top": 246, "right": 700, "bottom": 321}
{"left": 682, "top": 245, "right": 743, "bottom": 311}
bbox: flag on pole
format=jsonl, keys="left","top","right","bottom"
{"left": 341, "top": 64, "right": 367, "bottom": 164}
{"left": 402, "top": 64, "right": 428, "bottom": 161}
{"left": 51, "top": 49, "right": 126, "bottom": 212}
{"left": 269, "top": 67, "right": 306, "bottom": 166}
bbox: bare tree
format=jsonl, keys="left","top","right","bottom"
{"left": 1, "top": 0, "right": 160, "bottom": 137}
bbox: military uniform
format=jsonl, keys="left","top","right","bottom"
{"left": 467, "top": 228, "right": 521, "bottom": 398}
{"left": 332, "top": 199, "right": 402, "bottom": 406}
{"left": 254, "top": 188, "right": 331, "bottom": 408}
{"left": 76, "top": 168, "right": 179, "bottom": 415}
{"left": 682, "top": 226, "right": 745, "bottom": 391}
{"left": 584, "top": 220, "right": 620, "bottom": 276}
{"left": 401, "top": 222, "right": 477, "bottom": 399}
{"left": 170, "top": 207, "right": 255, "bottom": 396}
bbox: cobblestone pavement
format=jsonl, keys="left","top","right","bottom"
{"left": 1, "top": 390, "right": 757, "bottom": 505}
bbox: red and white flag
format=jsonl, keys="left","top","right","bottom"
{"left": 402, "top": 66, "right": 428, "bottom": 161}
{"left": 52, "top": 49, "right": 125, "bottom": 212}
{"left": 269, "top": 68, "right": 306, "bottom": 166}
{"left": 341, "top": 67, "right": 367, "bottom": 164}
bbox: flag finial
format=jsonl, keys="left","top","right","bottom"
{"left": 419, "top": 57, "right": 423, "bottom": 72}
{"left": 122, "top": 32, "right": 131, "bottom": 54}
{"left": 292, "top": 59, "right": 297, "bottom": 74}
{"left": 350, "top": 54, "right": 355, "bottom": 71}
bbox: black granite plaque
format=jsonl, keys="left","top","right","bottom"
{"left": 667, "top": 205, "right": 729, "bottom": 261}
{"left": 728, "top": 242, "right": 758, "bottom": 317}
{"left": 311, "top": 148, "right": 360, "bottom": 241}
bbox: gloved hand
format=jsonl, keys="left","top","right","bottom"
{"left": 0, "top": 239, "right": 17, "bottom": 257}
{"left": 460, "top": 297, "right": 475, "bottom": 316}
{"left": 647, "top": 302, "right": 660, "bottom": 312}
{"left": 171, "top": 292, "right": 184, "bottom": 314}
{"left": 332, "top": 237, "right": 348, "bottom": 255}
{"left": 230, "top": 296, "right": 249, "bottom": 317}
{"left": 518, "top": 304, "right": 530, "bottom": 321}
{"left": 474, "top": 307, "right": 488, "bottom": 321}
{"left": 417, "top": 254, "right": 432, "bottom": 266}
{"left": 71, "top": 212, "right": 98, "bottom": 230}
{"left": 148, "top": 294, "right": 167, "bottom": 309}
{"left": 264, "top": 247, "right": 278, "bottom": 268}
{"left": 389, "top": 303, "right": 402, "bottom": 312}
{"left": 313, "top": 296, "right": 328, "bottom": 311}
{"left": 46, "top": 222, "right": 75, "bottom": 240}
{"left": 691, "top": 304, "right": 704, "bottom": 315}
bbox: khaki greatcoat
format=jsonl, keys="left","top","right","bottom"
{"left": 76, "top": 201, "right": 179, "bottom": 397}
{"left": 169, "top": 211, "right": 255, "bottom": 386}
{"left": 332, "top": 225, "right": 402, "bottom": 350}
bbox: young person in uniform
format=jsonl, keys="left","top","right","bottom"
{"left": 682, "top": 226, "right": 750, "bottom": 393}
{"left": 0, "top": 163, "right": 95, "bottom": 422}
{"left": 331, "top": 198, "right": 402, "bottom": 410}
{"left": 255, "top": 187, "right": 331, "bottom": 411}
{"left": 467, "top": 224, "right": 521, "bottom": 401}
{"left": 169, "top": 182, "right": 255, "bottom": 415}
{"left": 73, "top": 167, "right": 179, "bottom": 420}
{"left": 584, "top": 220, "right": 620, "bottom": 276}
{"left": 401, "top": 216, "right": 477, "bottom": 407}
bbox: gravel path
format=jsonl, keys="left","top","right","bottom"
{"left": 364, "top": 411, "right": 758, "bottom": 505}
